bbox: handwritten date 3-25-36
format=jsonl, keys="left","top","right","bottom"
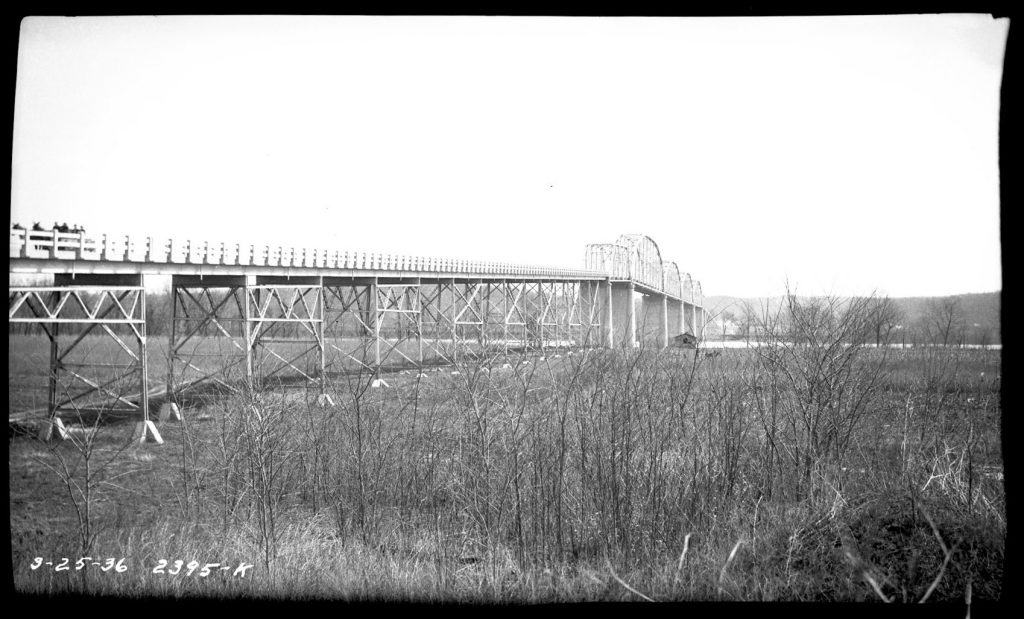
{"left": 29, "top": 557, "right": 253, "bottom": 578}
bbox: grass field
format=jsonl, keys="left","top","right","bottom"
{"left": 9, "top": 334, "right": 1003, "bottom": 602}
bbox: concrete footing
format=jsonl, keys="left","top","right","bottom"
{"left": 38, "top": 418, "right": 69, "bottom": 442}
{"left": 158, "top": 402, "right": 182, "bottom": 422}
{"left": 132, "top": 420, "right": 164, "bottom": 444}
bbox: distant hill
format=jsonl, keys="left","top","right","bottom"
{"left": 704, "top": 295, "right": 780, "bottom": 317}
{"left": 704, "top": 291, "right": 1000, "bottom": 344}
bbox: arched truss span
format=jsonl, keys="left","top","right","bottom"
{"left": 585, "top": 243, "right": 634, "bottom": 280}
{"left": 585, "top": 235, "right": 702, "bottom": 303}
{"left": 615, "top": 234, "right": 663, "bottom": 292}
{"left": 681, "top": 272, "right": 693, "bottom": 302}
{"left": 663, "top": 261, "right": 682, "bottom": 299}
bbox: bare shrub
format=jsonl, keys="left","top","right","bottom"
{"left": 746, "top": 288, "right": 890, "bottom": 502}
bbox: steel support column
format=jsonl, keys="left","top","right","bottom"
{"left": 9, "top": 273, "right": 160, "bottom": 443}
{"left": 323, "top": 281, "right": 375, "bottom": 374}
{"left": 604, "top": 280, "right": 613, "bottom": 348}
{"left": 372, "top": 279, "right": 423, "bottom": 371}
{"left": 245, "top": 276, "right": 324, "bottom": 387}
{"left": 168, "top": 275, "right": 249, "bottom": 406}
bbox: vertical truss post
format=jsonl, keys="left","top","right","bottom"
{"left": 551, "top": 281, "right": 558, "bottom": 350}
{"left": 42, "top": 309, "right": 69, "bottom": 440}
{"left": 572, "top": 282, "right": 582, "bottom": 349}
{"left": 577, "top": 282, "right": 584, "bottom": 348}
{"left": 554, "top": 281, "right": 561, "bottom": 349}
{"left": 139, "top": 287, "right": 150, "bottom": 420}
{"left": 558, "top": 282, "right": 565, "bottom": 349}
{"left": 528, "top": 281, "right": 535, "bottom": 352}
{"left": 583, "top": 281, "right": 592, "bottom": 347}
{"left": 557, "top": 282, "right": 564, "bottom": 349}
{"left": 47, "top": 291, "right": 59, "bottom": 422}
{"left": 604, "top": 279, "right": 613, "bottom": 349}
{"left": 450, "top": 278, "right": 457, "bottom": 362}
{"left": 130, "top": 275, "right": 157, "bottom": 443}
{"left": 580, "top": 281, "right": 590, "bottom": 348}
{"left": 562, "top": 282, "right": 568, "bottom": 348}
{"left": 481, "top": 281, "right": 489, "bottom": 349}
{"left": 417, "top": 278, "right": 424, "bottom": 369}
{"left": 167, "top": 282, "right": 177, "bottom": 404}
{"left": 502, "top": 280, "right": 509, "bottom": 357}
{"left": 317, "top": 276, "right": 326, "bottom": 392}
{"left": 627, "top": 282, "right": 636, "bottom": 347}
{"left": 243, "top": 275, "right": 254, "bottom": 386}
{"left": 567, "top": 282, "right": 572, "bottom": 348}
{"left": 248, "top": 283, "right": 260, "bottom": 387}
{"left": 571, "top": 281, "right": 583, "bottom": 349}
{"left": 539, "top": 280, "right": 547, "bottom": 354}
{"left": 372, "top": 276, "right": 381, "bottom": 375}
{"left": 571, "top": 282, "right": 578, "bottom": 348}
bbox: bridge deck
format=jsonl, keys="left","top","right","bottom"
{"left": 10, "top": 228, "right": 693, "bottom": 302}
{"left": 11, "top": 229, "right": 599, "bottom": 276}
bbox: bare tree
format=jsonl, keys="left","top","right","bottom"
{"left": 865, "top": 296, "right": 905, "bottom": 347}
{"left": 719, "top": 309, "right": 737, "bottom": 340}
{"left": 746, "top": 286, "right": 888, "bottom": 501}
{"left": 739, "top": 301, "right": 760, "bottom": 342}
{"left": 926, "top": 297, "right": 965, "bottom": 347}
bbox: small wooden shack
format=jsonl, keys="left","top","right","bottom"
{"left": 672, "top": 332, "right": 698, "bottom": 349}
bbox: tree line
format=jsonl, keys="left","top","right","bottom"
{"left": 717, "top": 294, "right": 999, "bottom": 347}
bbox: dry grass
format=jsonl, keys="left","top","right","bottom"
{"left": 9, "top": 336, "right": 1003, "bottom": 601}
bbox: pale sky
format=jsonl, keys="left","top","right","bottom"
{"left": 10, "top": 15, "right": 1008, "bottom": 298}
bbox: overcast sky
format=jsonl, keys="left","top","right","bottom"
{"left": 10, "top": 15, "right": 1008, "bottom": 298}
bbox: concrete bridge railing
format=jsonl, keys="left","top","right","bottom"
{"left": 10, "top": 228, "right": 606, "bottom": 280}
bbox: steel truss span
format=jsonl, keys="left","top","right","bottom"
{"left": 9, "top": 228, "right": 709, "bottom": 442}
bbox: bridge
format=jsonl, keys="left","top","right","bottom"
{"left": 9, "top": 227, "right": 708, "bottom": 442}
